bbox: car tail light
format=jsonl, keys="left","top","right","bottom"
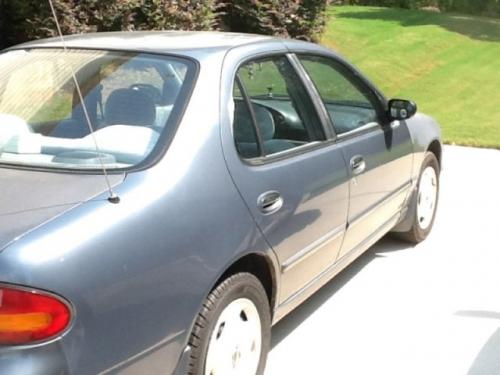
{"left": 0, "top": 285, "right": 72, "bottom": 345}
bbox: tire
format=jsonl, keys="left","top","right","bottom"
{"left": 396, "top": 152, "right": 440, "bottom": 244}
{"left": 187, "top": 272, "right": 271, "bottom": 375}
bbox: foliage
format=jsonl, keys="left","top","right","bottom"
{"left": 223, "top": 0, "right": 329, "bottom": 41}
{"left": 0, "top": 0, "right": 330, "bottom": 49}
{"left": 437, "top": 0, "right": 500, "bottom": 15}
{"left": 0, "top": 0, "right": 222, "bottom": 49}
{"left": 103, "top": 0, "right": 223, "bottom": 32}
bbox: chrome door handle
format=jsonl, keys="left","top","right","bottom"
{"left": 257, "top": 191, "right": 283, "bottom": 215}
{"left": 350, "top": 155, "right": 366, "bottom": 175}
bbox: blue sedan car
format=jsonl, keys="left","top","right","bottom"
{"left": 0, "top": 32, "right": 441, "bottom": 374}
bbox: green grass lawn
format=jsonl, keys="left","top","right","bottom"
{"left": 321, "top": 6, "right": 500, "bottom": 149}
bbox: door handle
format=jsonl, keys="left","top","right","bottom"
{"left": 350, "top": 155, "right": 366, "bottom": 175}
{"left": 257, "top": 191, "right": 283, "bottom": 215}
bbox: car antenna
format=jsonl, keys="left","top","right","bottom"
{"left": 47, "top": 0, "right": 120, "bottom": 204}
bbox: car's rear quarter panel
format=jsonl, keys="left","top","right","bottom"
{"left": 0, "top": 50, "right": 275, "bottom": 374}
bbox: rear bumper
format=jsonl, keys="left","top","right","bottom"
{"left": 0, "top": 343, "right": 70, "bottom": 375}
{"left": 0, "top": 341, "right": 188, "bottom": 375}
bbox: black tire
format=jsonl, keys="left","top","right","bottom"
{"left": 396, "top": 152, "right": 440, "bottom": 244}
{"left": 187, "top": 272, "right": 271, "bottom": 375}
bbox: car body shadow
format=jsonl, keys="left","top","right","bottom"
{"left": 271, "top": 235, "right": 412, "bottom": 348}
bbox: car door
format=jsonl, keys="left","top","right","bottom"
{"left": 297, "top": 54, "right": 414, "bottom": 259}
{"left": 221, "top": 53, "right": 350, "bottom": 304}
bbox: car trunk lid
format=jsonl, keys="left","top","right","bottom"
{"left": 0, "top": 168, "right": 124, "bottom": 251}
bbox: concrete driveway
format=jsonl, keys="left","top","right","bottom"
{"left": 267, "top": 146, "right": 500, "bottom": 375}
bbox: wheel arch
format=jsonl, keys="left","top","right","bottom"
{"left": 214, "top": 252, "right": 278, "bottom": 318}
{"left": 427, "top": 139, "right": 442, "bottom": 168}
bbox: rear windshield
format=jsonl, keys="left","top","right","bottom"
{"left": 0, "top": 48, "right": 195, "bottom": 170}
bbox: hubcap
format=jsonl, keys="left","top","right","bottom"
{"left": 417, "top": 166, "right": 438, "bottom": 230}
{"left": 205, "top": 298, "right": 262, "bottom": 375}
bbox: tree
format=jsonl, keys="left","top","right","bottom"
{"left": 1, "top": 0, "right": 330, "bottom": 49}
{"left": 223, "top": 0, "right": 329, "bottom": 41}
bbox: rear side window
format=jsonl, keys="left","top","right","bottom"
{"left": 232, "top": 56, "right": 324, "bottom": 159}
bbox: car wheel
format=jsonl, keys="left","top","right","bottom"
{"left": 397, "top": 152, "right": 440, "bottom": 244}
{"left": 188, "top": 272, "right": 271, "bottom": 375}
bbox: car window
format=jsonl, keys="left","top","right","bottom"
{"left": 299, "top": 55, "right": 379, "bottom": 135}
{"left": 233, "top": 56, "right": 324, "bottom": 158}
{"left": 0, "top": 49, "right": 195, "bottom": 170}
{"left": 0, "top": 51, "right": 76, "bottom": 126}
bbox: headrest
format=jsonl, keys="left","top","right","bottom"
{"left": 105, "top": 88, "right": 156, "bottom": 127}
{"left": 234, "top": 102, "right": 275, "bottom": 143}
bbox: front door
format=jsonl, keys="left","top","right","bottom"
{"left": 221, "top": 54, "right": 350, "bottom": 303}
{"left": 297, "top": 54, "right": 413, "bottom": 259}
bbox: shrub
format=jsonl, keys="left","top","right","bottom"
{"left": 1, "top": 0, "right": 224, "bottom": 48}
{"left": 2, "top": 0, "right": 103, "bottom": 47}
{"left": 437, "top": 0, "right": 499, "bottom": 15}
{"left": 223, "top": 0, "right": 329, "bottom": 41}
{"left": 1, "top": 0, "right": 330, "bottom": 48}
{"left": 100, "top": 0, "right": 223, "bottom": 32}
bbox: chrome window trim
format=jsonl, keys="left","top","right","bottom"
{"left": 244, "top": 140, "right": 326, "bottom": 166}
{"left": 336, "top": 121, "right": 381, "bottom": 140}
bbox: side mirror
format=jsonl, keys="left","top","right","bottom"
{"left": 388, "top": 99, "right": 417, "bottom": 121}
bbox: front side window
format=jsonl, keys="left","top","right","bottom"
{"left": 232, "top": 56, "right": 324, "bottom": 159}
{"left": 299, "top": 55, "right": 379, "bottom": 135}
{"left": 0, "top": 48, "right": 195, "bottom": 170}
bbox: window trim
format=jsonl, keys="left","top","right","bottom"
{"left": 234, "top": 74, "right": 265, "bottom": 157}
{"left": 230, "top": 53, "right": 332, "bottom": 165}
{"left": 293, "top": 52, "right": 389, "bottom": 140}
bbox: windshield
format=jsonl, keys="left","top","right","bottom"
{"left": 0, "top": 48, "right": 195, "bottom": 170}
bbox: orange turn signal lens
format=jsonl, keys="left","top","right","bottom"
{"left": 0, "top": 312, "right": 53, "bottom": 332}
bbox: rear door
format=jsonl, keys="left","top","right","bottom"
{"left": 297, "top": 54, "right": 413, "bottom": 259}
{"left": 221, "top": 52, "right": 350, "bottom": 304}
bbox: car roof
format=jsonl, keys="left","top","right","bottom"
{"left": 9, "top": 30, "right": 343, "bottom": 74}
{"left": 13, "top": 31, "right": 284, "bottom": 54}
